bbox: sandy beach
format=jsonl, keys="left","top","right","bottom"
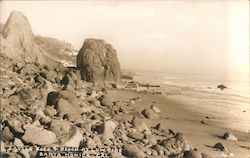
{"left": 109, "top": 88, "right": 250, "bottom": 157}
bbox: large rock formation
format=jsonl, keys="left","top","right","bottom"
{"left": 1, "top": 11, "right": 45, "bottom": 64}
{"left": 1, "top": 11, "right": 77, "bottom": 68}
{"left": 77, "top": 38, "right": 122, "bottom": 84}
{"left": 3, "top": 11, "right": 33, "bottom": 50}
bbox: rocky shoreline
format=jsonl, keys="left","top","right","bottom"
{"left": 1, "top": 51, "right": 242, "bottom": 158}
{"left": 1, "top": 11, "right": 249, "bottom": 158}
{"left": 0, "top": 53, "right": 193, "bottom": 157}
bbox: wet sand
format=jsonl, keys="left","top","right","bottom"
{"left": 109, "top": 89, "right": 250, "bottom": 157}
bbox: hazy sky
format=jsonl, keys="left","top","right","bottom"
{"left": 0, "top": 1, "right": 249, "bottom": 80}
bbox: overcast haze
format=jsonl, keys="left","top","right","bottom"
{"left": 0, "top": 1, "right": 249, "bottom": 80}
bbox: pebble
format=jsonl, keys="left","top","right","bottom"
{"left": 1, "top": 126, "right": 14, "bottom": 141}
{"left": 45, "top": 106, "right": 57, "bottom": 117}
{"left": 141, "top": 108, "right": 159, "bottom": 119}
{"left": 213, "top": 142, "right": 228, "bottom": 152}
{"left": 14, "top": 138, "right": 24, "bottom": 147}
{"left": 222, "top": 132, "right": 238, "bottom": 141}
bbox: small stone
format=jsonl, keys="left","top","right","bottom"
{"left": 19, "top": 149, "right": 30, "bottom": 158}
{"left": 151, "top": 149, "right": 158, "bottom": 156}
{"left": 13, "top": 62, "right": 24, "bottom": 72}
{"left": 47, "top": 91, "right": 60, "bottom": 105}
{"left": 99, "top": 95, "right": 113, "bottom": 107}
{"left": 34, "top": 74, "right": 44, "bottom": 84}
{"left": 1, "top": 126, "right": 14, "bottom": 141}
{"left": 217, "top": 84, "right": 227, "bottom": 90}
{"left": 143, "top": 129, "right": 152, "bottom": 136}
{"left": 90, "top": 90, "right": 99, "bottom": 98}
{"left": 18, "top": 89, "right": 33, "bottom": 105}
{"left": 201, "top": 153, "right": 213, "bottom": 158}
{"left": 1, "top": 141, "right": 6, "bottom": 153}
{"left": 49, "top": 120, "right": 71, "bottom": 140}
{"left": 102, "top": 137, "right": 113, "bottom": 146}
{"left": 22, "top": 125, "right": 56, "bottom": 145}
{"left": 81, "top": 105, "right": 92, "bottom": 114}
{"left": 222, "top": 132, "right": 238, "bottom": 141}
{"left": 158, "top": 150, "right": 164, "bottom": 156}
{"left": 169, "top": 129, "right": 175, "bottom": 135}
{"left": 151, "top": 144, "right": 165, "bottom": 155}
{"left": 213, "top": 143, "right": 228, "bottom": 151}
{"left": 183, "top": 150, "right": 202, "bottom": 158}
{"left": 7, "top": 119, "right": 24, "bottom": 133}
{"left": 35, "top": 109, "right": 50, "bottom": 122}
{"left": 130, "top": 116, "right": 148, "bottom": 132}
{"left": 128, "top": 130, "right": 144, "bottom": 140}
{"left": 141, "top": 139, "right": 149, "bottom": 145}
{"left": 154, "top": 123, "right": 163, "bottom": 131}
{"left": 122, "top": 144, "right": 146, "bottom": 158}
{"left": 83, "top": 138, "right": 96, "bottom": 149}
{"left": 61, "top": 74, "right": 76, "bottom": 88}
{"left": 130, "top": 100, "right": 136, "bottom": 105}
{"left": 62, "top": 84, "right": 75, "bottom": 92}
{"left": 49, "top": 120, "right": 82, "bottom": 147}
{"left": 77, "top": 122, "right": 92, "bottom": 132}
{"left": 160, "top": 132, "right": 190, "bottom": 155}
{"left": 45, "top": 106, "right": 57, "bottom": 117}
{"left": 62, "top": 127, "right": 82, "bottom": 147}
{"left": 14, "top": 138, "right": 24, "bottom": 147}
{"left": 150, "top": 105, "right": 161, "bottom": 113}
{"left": 144, "top": 134, "right": 157, "bottom": 145}
{"left": 146, "top": 150, "right": 152, "bottom": 156}
{"left": 95, "top": 120, "right": 116, "bottom": 139}
{"left": 141, "top": 108, "right": 159, "bottom": 119}
{"left": 93, "top": 100, "right": 101, "bottom": 107}
{"left": 56, "top": 98, "right": 81, "bottom": 121}
{"left": 59, "top": 90, "right": 81, "bottom": 108}
{"left": 93, "top": 135, "right": 102, "bottom": 147}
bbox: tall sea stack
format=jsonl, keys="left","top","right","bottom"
{"left": 76, "top": 38, "right": 122, "bottom": 84}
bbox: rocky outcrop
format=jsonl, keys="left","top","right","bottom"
{"left": 1, "top": 11, "right": 78, "bottom": 69}
{"left": 77, "top": 38, "right": 122, "bottom": 84}
{"left": 2, "top": 11, "right": 34, "bottom": 51}
{"left": 1, "top": 11, "right": 45, "bottom": 64}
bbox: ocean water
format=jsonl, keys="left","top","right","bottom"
{"left": 132, "top": 70, "right": 250, "bottom": 132}
{"left": 132, "top": 70, "right": 249, "bottom": 99}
